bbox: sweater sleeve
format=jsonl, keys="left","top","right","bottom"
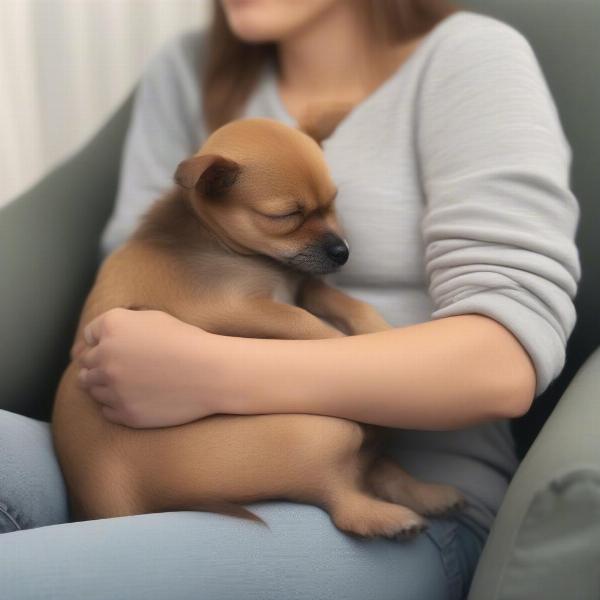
{"left": 417, "top": 16, "right": 581, "bottom": 397}
{"left": 100, "top": 31, "right": 206, "bottom": 256}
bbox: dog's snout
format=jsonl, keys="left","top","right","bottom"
{"left": 325, "top": 237, "right": 349, "bottom": 266}
{"left": 287, "top": 233, "right": 349, "bottom": 274}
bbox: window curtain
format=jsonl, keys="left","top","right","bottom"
{"left": 0, "top": 0, "right": 210, "bottom": 207}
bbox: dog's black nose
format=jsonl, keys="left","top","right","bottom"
{"left": 325, "top": 238, "right": 349, "bottom": 265}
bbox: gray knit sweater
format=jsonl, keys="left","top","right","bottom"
{"left": 101, "top": 11, "right": 581, "bottom": 532}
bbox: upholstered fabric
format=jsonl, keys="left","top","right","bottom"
{"left": 468, "top": 348, "right": 600, "bottom": 599}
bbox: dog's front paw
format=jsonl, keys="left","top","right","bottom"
{"left": 346, "top": 306, "right": 392, "bottom": 335}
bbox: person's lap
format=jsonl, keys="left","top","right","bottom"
{"left": 0, "top": 409, "right": 69, "bottom": 532}
{"left": 0, "top": 409, "right": 484, "bottom": 600}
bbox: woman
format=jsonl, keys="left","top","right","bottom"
{"left": 1, "top": 1, "right": 580, "bottom": 598}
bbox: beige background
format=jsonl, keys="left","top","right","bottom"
{"left": 0, "top": 0, "right": 212, "bottom": 207}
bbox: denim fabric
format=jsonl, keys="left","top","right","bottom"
{"left": 0, "top": 410, "right": 69, "bottom": 532}
{"left": 425, "top": 518, "right": 487, "bottom": 600}
{"left": 1, "top": 409, "right": 485, "bottom": 599}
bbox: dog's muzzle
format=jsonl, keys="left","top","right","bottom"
{"left": 286, "top": 233, "right": 350, "bottom": 275}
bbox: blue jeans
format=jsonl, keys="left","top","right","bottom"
{"left": 0, "top": 409, "right": 486, "bottom": 599}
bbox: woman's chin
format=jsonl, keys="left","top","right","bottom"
{"left": 226, "top": 21, "right": 290, "bottom": 44}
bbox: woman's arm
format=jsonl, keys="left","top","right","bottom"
{"left": 218, "top": 312, "right": 536, "bottom": 428}
{"left": 76, "top": 308, "right": 534, "bottom": 430}
{"left": 415, "top": 20, "right": 580, "bottom": 402}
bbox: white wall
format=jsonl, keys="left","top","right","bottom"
{"left": 0, "top": 0, "right": 212, "bottom": 207}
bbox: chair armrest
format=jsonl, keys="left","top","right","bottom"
{"left": 469, "top": 346, "right": 600, "bottom": 599}
{"left": 0, "top": 94, "right": 133, "bottom": 420}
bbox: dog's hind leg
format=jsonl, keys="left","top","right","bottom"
{"left": 365, "top": 455, "right": 466, "bottom": 517}
{"left": 326, "top": 489, "right": 427, "bottom": 539}
{"left": 317, "top": 444, "right": 428, "bottom": 539}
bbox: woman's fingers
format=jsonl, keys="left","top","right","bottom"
{"left": 76, "top": 345, "right": 101, "bottom": 370}
{"left": 70, "top": 339, "right": 86, "bottom": 360}
{"left": 90, "top": 386, "right": 116, "bottom": 407}
{"left": 75, "top": 307, "right": 130, "bottom": 360}
{"left": 83, "top": 315, "right": 103, "bottom": 347}
{"left": 71, "top": 311, "right": 108, "bottom": 360}
{"left": 77, "top": 367, "right": 110, "bottom": 388}
{"left": 100, "top": 405, "right": 124, "bottom": 424}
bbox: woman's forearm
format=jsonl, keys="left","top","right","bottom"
{"left": 218, "top": 314, "right": 536, "bottom": 430}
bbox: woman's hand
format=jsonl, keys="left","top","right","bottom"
{"left": 72, "top": 308, "right": 224, "bottom": 428}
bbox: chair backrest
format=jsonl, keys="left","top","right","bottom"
{"left": 461, "top": 0, "right": 600, "bottom": 455}
{"left": 0, "top": 96, "right": 133, "bottom": 420}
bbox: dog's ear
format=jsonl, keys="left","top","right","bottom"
{"left": 174, "top": 154, "right": 241, "bottom": 197}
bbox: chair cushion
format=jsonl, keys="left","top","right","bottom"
{"left": 468, "top": 348, "right": 600, "bottom": 599}
{"left": 489, "top": 470, "right": 600, "bottom": 599}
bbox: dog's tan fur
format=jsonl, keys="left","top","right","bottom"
{"left": 52, "top": 118, "right": 463, "bottom": 538}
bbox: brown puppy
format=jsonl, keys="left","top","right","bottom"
{"left": 52, "top": 118, "right": 464, "bottom": 538}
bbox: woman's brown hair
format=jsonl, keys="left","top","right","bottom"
{"left": 202, "top": 0, "right": 457, "bottom": 132}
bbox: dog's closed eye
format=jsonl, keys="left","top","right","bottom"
{"left": 265, "top": 210, "right": 303, "bottom": 220}
{"left": 253, "top": 208, "right": 303, "bottom": 220}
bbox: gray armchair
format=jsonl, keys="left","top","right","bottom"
{"left": 0, "top": 1, "right": 598, "bottom": 598}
